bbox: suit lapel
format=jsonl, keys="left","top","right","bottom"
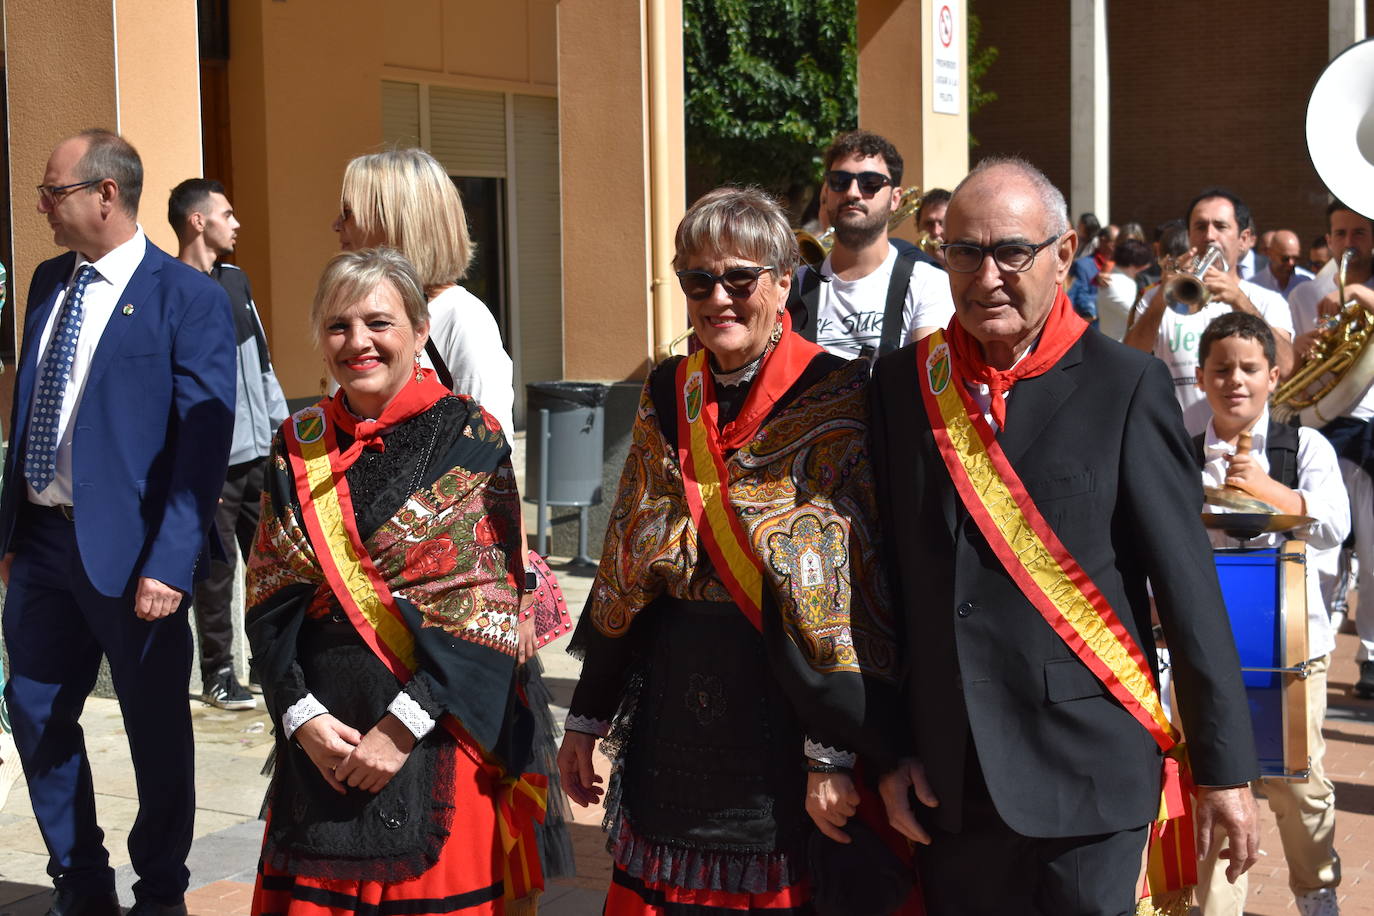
{"left": 84, "top": 240, "right": 161, "bottom": 393}
{"left": 995, "top": 336, "right": 1085, "bottom": 467}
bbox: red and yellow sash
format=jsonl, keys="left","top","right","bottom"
{"left": 284, "top": 403, "right": 546, "bottom": 906}
{"left": 675, "top": 319, "right": 822, "bottom": 631}
{"left": 915, "top": 330, "right": 1195, "bottom": 899}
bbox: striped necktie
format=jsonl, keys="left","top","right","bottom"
{"left": 25, "top": 264, "right": 97, "bottom": 493}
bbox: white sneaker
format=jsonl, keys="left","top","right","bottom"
{"left": 1295, "top": 888, "right": 1340, "bottom": 916}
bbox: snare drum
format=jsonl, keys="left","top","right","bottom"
{"left": 1212, "top": 541, "right": 1310, "bottom": 779}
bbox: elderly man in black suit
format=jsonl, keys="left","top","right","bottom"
{"left": 868, "top": 156, "right": 1260, "bottom": 915}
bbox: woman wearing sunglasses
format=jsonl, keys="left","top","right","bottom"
{"left": 556, "top": 187, "right": 904, "bottom": 915}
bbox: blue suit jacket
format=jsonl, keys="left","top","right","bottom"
{"left": 0, "top": 240, "right": 237, "bottom": 597}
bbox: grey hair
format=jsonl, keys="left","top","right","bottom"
{"left": 673, "top": 186, "right": 800, "bottom": 275}
{"left": 310, "top": 247, "right": 430, "bottom": 343}
{"left": 955, "top": 156, "right": 1070, "bottom": 237}
{"left": 74, "top": 129, "right": 143, "bottom": 217}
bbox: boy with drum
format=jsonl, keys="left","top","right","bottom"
{"left": 1192, "top": 312, "right": 1348, "bottom": 915}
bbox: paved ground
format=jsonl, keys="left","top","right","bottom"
{"left": 0, "top": 428, "right": 1370, "bottom": 913}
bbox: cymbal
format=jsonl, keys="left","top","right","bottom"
{"left": 1202, "top": 485, "right": 1279, "bottom": 514}
{"left": 1200, "top": 512, "right": 1315, "bottom": 538}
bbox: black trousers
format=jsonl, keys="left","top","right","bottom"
{"left": 191, "top": 457, "right": 266, "bottom": 682}
{"left": 917, "top": 747, "right": 1149, "bottom": 916}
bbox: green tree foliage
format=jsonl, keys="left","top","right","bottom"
{"left": 967, "top": 3, "right": 999, "bottom": 144}
{"left": 684, "top": 0, "right": 858, "bottom": 208}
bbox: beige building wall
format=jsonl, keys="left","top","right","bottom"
{"left": 557, "top": 0, "right": 686, "bottom": 383}
{"left": 228, "top": 0, "right": 560, "bottom": 401}
{"left": 227, "top": 0, "right": 384, "bottom": 399}
{"left": 858, "top": 0, "right": 969, "bottom": 241}
{"left": 5, "top": 0, "right": 202, "bottom": 329}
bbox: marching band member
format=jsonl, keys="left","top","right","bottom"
{"left": 1124, "top": 189, "right": 1295, "bottom": 435}
{"left": 1191, "top": 312, "right": 1347, "bottom": 916}
{"left": 870, "top": 157, "right": 1259, "bottom": 915}
{"left": 1293, "top": 201, "right": 1374, "bottom": 701}
{"left": 790, "top": 130, "right": 953, "bottom": 360}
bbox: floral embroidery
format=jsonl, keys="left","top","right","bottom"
{"left": 404, "top": 535, "right": 458, "bottom": 580}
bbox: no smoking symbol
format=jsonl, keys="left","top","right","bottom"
{"left": 938, "top": 5, "right": 953, "bottom": 46}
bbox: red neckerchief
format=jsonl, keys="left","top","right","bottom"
{"left": 945, "top": 286, "right": 1087, "bottom": 431}
{"left": 716, "top": 309, "right": 823, "bottom": 450}
{"left": 325, "top": 368, "right": 450, "bottom": 470}
{"left": 1093, "top": 249, "right": 1111, "bottom": 272}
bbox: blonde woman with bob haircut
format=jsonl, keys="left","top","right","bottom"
{"left": 246, "top": 248, "right": 563, "bottom": 916}
{"left": 333, "top": 148, "right": 514, "bottom": 435}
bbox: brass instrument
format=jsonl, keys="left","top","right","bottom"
{"left": 1162, "top": 243, "right": 1225, "bottom": 311}
{"left": 1271, "top": 37, "right": 1374, "bottom": 423}
{"left": 1271, "top": 248, "right": 1374, "bottom": 424}
{"left": 794, "top": 186, "right": 939, "bottom": 268}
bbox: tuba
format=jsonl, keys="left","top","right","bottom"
{"left": 1271, "top": 37, "right": 1374, "bottom": 424}
{"left": 795, "top": 186, "right": 939, "bottom": 268}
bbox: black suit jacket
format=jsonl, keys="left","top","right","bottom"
{"left": 869, "top": 330, "right": 1257, "bottom": 838}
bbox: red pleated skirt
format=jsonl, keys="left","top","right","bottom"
{"left": 604, "top": 866, "right": 813, "bottom": 915}
{"left": 251, "top": 757, "right": 505, "bottom": 916}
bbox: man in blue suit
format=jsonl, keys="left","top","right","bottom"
{"left": 0, "top": 130, "right": 236, "bottom": 916}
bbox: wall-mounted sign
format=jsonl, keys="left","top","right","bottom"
{"left": 932, "top": 0, "right": 961, "bottom": 115}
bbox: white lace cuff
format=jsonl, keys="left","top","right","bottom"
{"left": 283, "top": 693, "right": 329, "bottom": 740}
{"left": 565, "top": 713, "right": 611, "bottom": 737}
{"left": 388, "top": 691, "right": 437, "bottom": 740}
{"left": 804, "top": 738, "right": 856, "bottom": 769}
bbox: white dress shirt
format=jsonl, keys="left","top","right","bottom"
{"left": 26, "top": 228, "right": 148, "bottom": 506}
{"left": 1200, "top": 406, "right": 1350, "bottom": 659}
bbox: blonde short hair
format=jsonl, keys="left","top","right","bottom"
{"left": 672, "top": 186, "right": 800, "bottom": 275}
{"left": 310, "top": 248, "right": 429, "bottom": 344}
{"left": 339, "top": 148, "right": 474, "bottom": 291}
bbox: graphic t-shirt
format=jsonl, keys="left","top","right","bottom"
{"left": 807, "top": 244, "right": 955, "bottom": 359}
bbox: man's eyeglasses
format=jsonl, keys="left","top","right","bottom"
{"left": 941, "top": 235, "right": 1063, "bottom": 274}
{"left": 824, "top": 170, "right": 893, "bottom": 196}
{"left": 36, "top": 178, "right": 105, "bottom": 207}
{"left": 675, "top": 266, "right": 775, "bottom": 301}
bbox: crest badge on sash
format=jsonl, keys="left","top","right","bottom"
{"left": 926, "top": 342, "right": 951, "bottom": 395}
{"left": 684, "top": 370, "right": 704, "bottom": 424}
{"left": 293, "top": 406, "right": 326, "bottom": 444}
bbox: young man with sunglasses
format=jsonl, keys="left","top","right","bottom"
{"left": 791, "top": 130, "right": 953, "bottom": 360}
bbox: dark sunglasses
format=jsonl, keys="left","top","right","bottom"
{"left": 675, "top": 265, "right": 776, "bottom": 301}
{"left": 824, "top": 170, "right": 894, "bottom": 195}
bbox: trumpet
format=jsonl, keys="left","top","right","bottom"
{"left": 1162, "top": 243, "right": 1226, "bottom": 311}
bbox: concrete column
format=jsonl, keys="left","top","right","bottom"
{"left": 557, "top": 0, "right": 685, "bottom": 383}
{"left": 226, "top": 0, "right": 384, "bottom": 399}
{"left": 4, "top": 0, "right": 200, "bottom": 330}
{"left": 1069, "top": 0, "right": 1109, "bottom": 226}
{"left": 1329, "top": 0, "right": 1367, "bottom": 58}
{"left": 857, "top": 0, "right": 969, "bottom": 239}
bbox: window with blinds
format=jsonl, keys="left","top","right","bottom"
{"left": 380, "top": 80, "right": 564, "bottom": 427}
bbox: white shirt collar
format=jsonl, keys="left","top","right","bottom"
{"left": 74, "top": 226, "right": 146, "bottom": 290}
{"left": 1203, "top": 403, "right": 1269, "bottom": 457}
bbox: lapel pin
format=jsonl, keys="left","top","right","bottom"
{"left": 122, "top": 304, "right": 135, "bottom": 316}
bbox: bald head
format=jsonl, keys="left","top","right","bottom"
{"left": 944, "top": 158, "right": 1078, "bottom": 367}
{"left": 1267, "top": 229, "right": 1302, "bottom": 287}
{"left": 952, "top": 158, "right": 1070, "bottom": 241}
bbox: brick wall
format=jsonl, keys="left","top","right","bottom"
{"left": 969, "top": 0, "right": 1072, "bottom": 199}
{"left": 970, "top": 1, "right": 1345, "bottom": 245}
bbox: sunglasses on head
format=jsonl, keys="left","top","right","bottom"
{"left": 824, "top": 170, "right": 894, "bottom": 195}
{"left": 675, "top": 265, "right": 776, "bottom": 301}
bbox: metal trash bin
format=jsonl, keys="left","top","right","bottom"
{"left": 525, "top": 381, "right": 608, "bottom": 562}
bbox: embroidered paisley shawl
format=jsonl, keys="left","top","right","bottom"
{"left": 249, "top": 398, "right": 523, "bottom": 670}
{"left": 590, "top": 355, "right": 897, "bottom": 686}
